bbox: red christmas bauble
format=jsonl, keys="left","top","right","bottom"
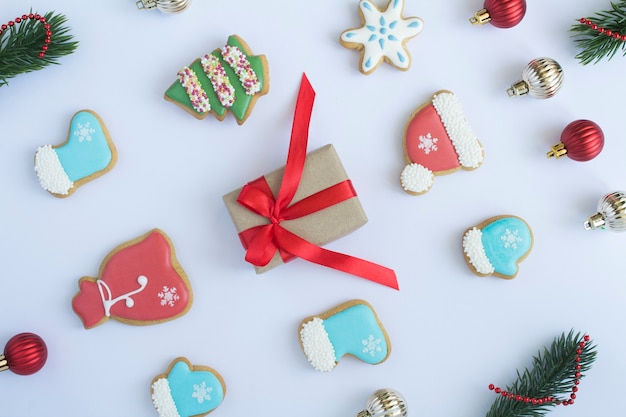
{"left": 4, "top": 332, "right": 48, "bottom": 375}
{"left": 560, "top": 120, "right": 604, "bottom": 162}
{"left": 484, "top": 0, "right": 527, "bottom": 28}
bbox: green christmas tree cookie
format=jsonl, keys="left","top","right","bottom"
{"left": 164, "top": 35, "right": 269, "bottom": 125}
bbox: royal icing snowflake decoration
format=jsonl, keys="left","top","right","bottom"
{"left": 340, "top": 0, "right": 424, "bottom": 75}
{"left": 400, "top": 90, "right": 484, "bottom": 195}
{"left": 151, "top": 357, "right": 226, "bottom": 417}
{"left": 462, "top": 215, "right": 533, "bottom": 279}
{"left": 71, "top": 229, "right": 193, "bottom": 329}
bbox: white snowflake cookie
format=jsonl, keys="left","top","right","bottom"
{"left": 401, "top": 90, "right": 484, "bottom": 195}
{"left": 151, "top": 357, "right": 226, "bottom": 417}
{"left": 340, "top": 0, "right": 424, "bottom": 75}
{"left": 462, "top": 215, "right": 533, "bottom": 279}
{"left": 298, "top": 300, "right": 390, "bottom": 372}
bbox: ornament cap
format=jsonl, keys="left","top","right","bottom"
{"left": 136, "top": 0, "right": 158, "bottom": 10}
{"left": 136, "top": 0, "right": 191, "bottom": 13}
{"left": 0, "top": 354, "right": 8, "bottom": 372}
{"left": 470, "top": 9, "right": 491, "bottom": 25}
{"left": 584, "top": 213, "right": 606, "bottom": 230}
{"left": 507, "top": 80, "right": 529, "bottom": 97}
{"left": 547, "top": 142, "right": 567, "bottom": 159}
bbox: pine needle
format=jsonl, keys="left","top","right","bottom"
{"left": 485, "top": 330, "right": 596, "bottom": 417}
{"left": 571, "top": 1, "right": 626, "bottom": 65}
{"left": 0, "top": 11, "right": 78, "bottom": 86}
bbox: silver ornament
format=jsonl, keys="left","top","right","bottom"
{"left": 584, "top": 191, "right": 626, "bottom": 232}
{"left": 136, "top": 0, "right": 191, "bottom": 14}
{"left": 507, "top": 57, "right": 564, "bottom": 99}
{"left": 356, "top": 388, "right": 408, "bottom": 417}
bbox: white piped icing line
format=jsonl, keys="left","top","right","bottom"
{"left": 151, "top": 377, "right": 181, "bottom": 417}
{"left": 463, "top": 227, "right": 495, "bottom": 274}
{"left": 300, "top": 317, "right": 336, "bottom": 372}
{"left": 177, "top": 67, "right": 210, "bottom": 113}
{"left": 400, "top": 163, "right": 434, "bottom": 194}
{"left": 222, "top": 45, "right": 261, "bottom": 95}
{"left": 432, "top": 92, "right": 483, "bottom": 169}
{"left": 34, "top": 145, "right": 73, "bottom": 195}
{"left": 200, "top": 54, "right": 235, "bottom": 108}
{"left": 97, "top": 275, "right": 148, "bottom": 317}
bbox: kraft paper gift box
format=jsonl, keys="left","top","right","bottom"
{"left": 222, "top": 74, "right": 397, "bottom": 289}
{"left": 223, "top": 144, "right": 367, "bottom": 273}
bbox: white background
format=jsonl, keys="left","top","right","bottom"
{"left": 1, "top": 0, "right": 625, "bottom": 416}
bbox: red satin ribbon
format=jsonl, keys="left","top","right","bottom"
{"left": 236, "top": 74, "right": 399, "bottom": 290}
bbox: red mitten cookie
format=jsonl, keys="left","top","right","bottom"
{"left": 72, "top": 229, "right": 193, "bottom": 329}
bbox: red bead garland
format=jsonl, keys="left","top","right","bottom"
{"left": 488, "top": 334, "right": 590, "bottom": 407}
{"left": 579, "top": 18, "right": 626, "bottom": 41}
{"left": 0, "top": 13, "right": 52, "bottom": 58}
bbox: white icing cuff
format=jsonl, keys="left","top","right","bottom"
{"left": 400, "top": 163, "right": 434, "bottom": 194}
{"left": 34, "top": 145, "right": 73, "bottom": 195}
{"left": 463, "top": 227, "right": 495, "bottom": 275}
{"left": 151, "top": 377, "right": 181, "bottom": 417}
{"left": 300, "top": 317, "right": 336, "bottom": 372}
{"left": 432, "top": 92, "right": 483, "bottom": 169}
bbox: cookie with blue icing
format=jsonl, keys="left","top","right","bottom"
{"left": 462, "top": 215, "right": 533, "bottom": 279}
{"left": 151, "top": 357, "right": 226, "bottom": 417}
{"left": 34, "top": 110, "right": 117, "bottom": 197}
{"left": 298, "top": 299, "right": 390, "bottom": 372}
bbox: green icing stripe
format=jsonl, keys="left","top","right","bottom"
{"left": 165, "top": 37, "right": 267, "bottom": 121}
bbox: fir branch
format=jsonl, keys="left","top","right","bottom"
{"left": 485, "top": 330, "right": 597, "bottom": 417}
{"left": 0, "top": 11, "right": 78, "bottom": 87}
{"left": 571, "top": 1, "right": 626, "bottom": 65}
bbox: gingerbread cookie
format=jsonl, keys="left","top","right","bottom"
{"left": 400, "top": 90, "right": 484, "bottom": 195}
{"left": 165, "top": 35, "right": 269, "bottom": 125}
{"left": 340, "top": 0, "right": 424, "bottom": 75}
{"left": 34, "top": 110, "right": 117, "bottom": 197}
{"left": 71, "top": 229, "right": 193, "bottom": 329}
{"left": 298, "top": 300, "right": 390, "bottom": 372}
{"left": 151, "top": 357, "right": 226, "bottom": 417}
{"left": 462, "top": 215, "right": 533, "bottom": 279}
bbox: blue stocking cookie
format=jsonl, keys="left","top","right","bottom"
{"left": 34, "top": 110, "right": 117, "bottom": 197}
{"left": 298, "top": 300, "right": 390, "bottom": 372}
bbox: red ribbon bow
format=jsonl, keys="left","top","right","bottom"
{"left": 236, "top": 74, "right": 398, "bottom": 290}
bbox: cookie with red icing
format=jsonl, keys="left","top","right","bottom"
{"left": 71, "top": 229, "right": 193, "bottom": 329}
{"left": 400, "top": 90, "right": 484, "bottom": 195}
